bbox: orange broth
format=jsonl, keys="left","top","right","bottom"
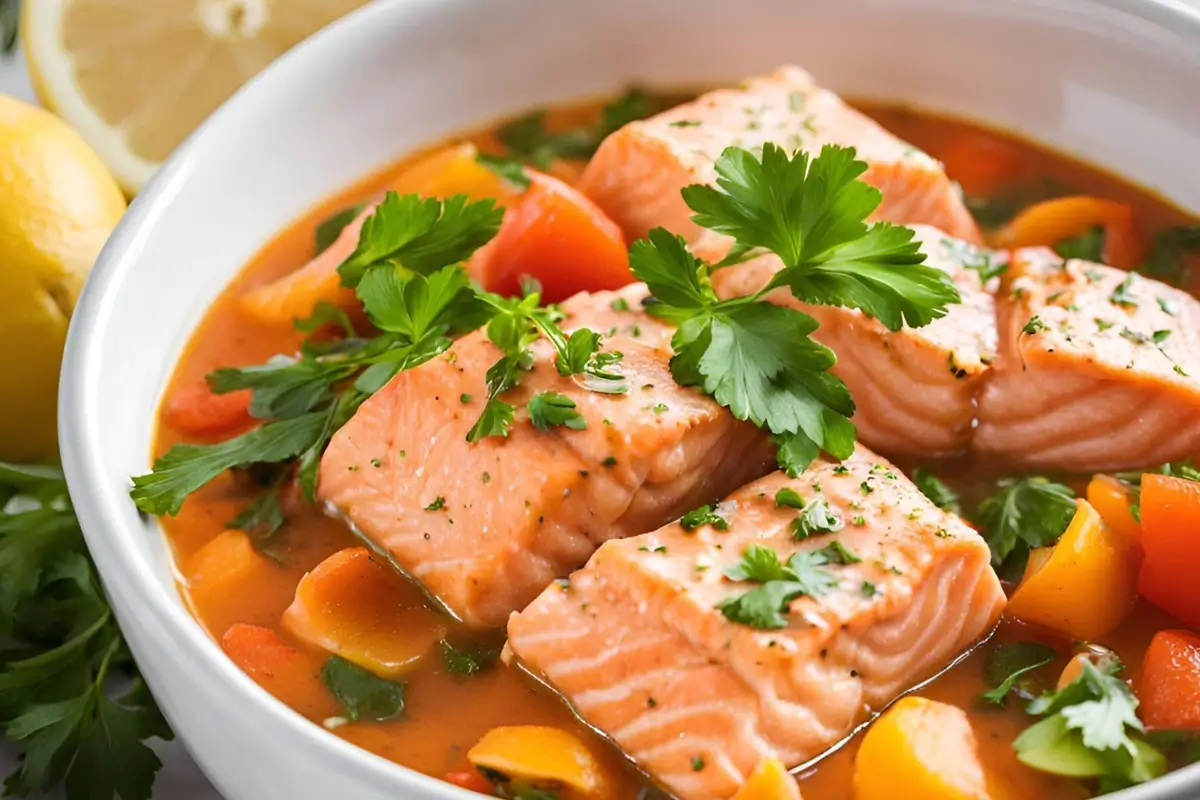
{"left": 153, "top": 96, "right": 1198, "bottom": 799}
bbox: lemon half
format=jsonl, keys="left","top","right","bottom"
{"left": 23, "top": 0, "right": 370, "bottom": 194}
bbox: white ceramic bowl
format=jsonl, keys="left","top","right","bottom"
{"left": 59, "top": 0, "right": 1200, "bottom": 798}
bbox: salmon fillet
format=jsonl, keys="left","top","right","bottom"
{"left": 576, "top": 66, "right": 980, "bottom": 247}
{"left": 318, "top": 284, "right": 775, "bottom": 628}
{"left": 508, "top": 446, "right": 1005, "bottom": 800}
{"left": 974, "top": 250, "right": 1200, "bottom": 470}
{"left": 702, "top": 226, "right": 997, "bottom": 458}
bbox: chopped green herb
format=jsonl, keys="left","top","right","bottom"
{"left": 861, "top": 580, "right": 878, "bottom": 597}
{"left": 680, "top": 504, "right": 730, "bottom": 532}
{"left": 1054, "top": 225, "right": 1105, "bottom": 263}
{"left": 1157, "top": 296, "right": 1179, "bottom": 316}
{"left": 717, "top": 545, "right": 839, "bottom": 629}
{"left": 321, "top": 656, "right": 406, "bottom": 722}
{"left": 610, "top": 297, "right": 630, "bottom": 312}
{"left": 669, "top": 120, "right": 702, "bottom": 128}
{"left": 774, "top": 487, "right": 805, "bottom": 509}
{"left": 1110, "top": 274, "right": 1139, "bottom": 309}
{"left": 651, "top": 403, "right": 669, "bottom": 414}
{"left": 1022, "top": 316, "right": 1049, "bottom": 335}
{"left": 438, "top": 639, "right": 501, "bottom": 677}
{"left": 497, "top": 89, "right": 661, "bottom": 168}
{"left": 691, "top": 755, "right": 705, "bottom": 772}
{"left": 1095, "top": 318, "right": 1115, "bottom": 332}
{"left": 1153, "top": 330, "right": 1172, "bottom": 345}
{"left": 527, "top": 391, "right": 587, "bottom": 432}
{"left": 813, "top": 540, "right": 861, "bottom": 564}
{"left": 980, "top": 642, "right": 1056, "bottom": 706}
{"left": 475, "top": 152, "right": 532, "bottom": 190}
{"left": 911, "top": 468, "right": 961, "bottom": 514}
{"left": 790, "top": 498, "right": 843, "bottom": 540}
{"left": 425, "top": 496, "right": 446, "bottom": 511}
{"left": 976, "top": 476, "right": 1076, "bottom": 578}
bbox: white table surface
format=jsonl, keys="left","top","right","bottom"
{"left": 0, "top": 49, "right": 222, "bottom": 800}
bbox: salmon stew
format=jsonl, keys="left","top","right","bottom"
{"left": 133, "top": 67, "right": 1200, "bottom": 800}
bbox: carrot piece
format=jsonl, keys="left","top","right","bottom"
{"left": 733, "top": 756, "right": 803, "bottom": 800}
{"left": 988, "top": 196, "right": 1148, "bottom": 269}
{"left": 853, "top": 696, "right": 995, "bottom": 800}
{"left": 442, "top": 771, "right": 495, "bottom": 795}
{"left": 1137, "top": 474, "right": 1200, "bottom": 628}
{"left": 467, "top": 726, "right": 605, "bottom": 795}
{"left": 1140, "top": 630, "right": 1200, "bottom": 731}
{"left": 1006, "top": 499, "right": 1139, "bottom": 640}
{"left": 162, "top": 380, "right": 252, "bottom": 437}
{"left": 282, "top": 547, "right": 441, "bottom": 678}
{"left": 475, "top": 170, "right": 630, "bottom": 302}
{"left": 939, "top": 132, "right": 1023, "bottom": 198}
{"left": 184, "top": 530, "right": 277, "bottom": 636}
{"left": 240, "top": 144, "right": 519, "bottom": 325}
{"left": 1086, "top": 474, "right": 1141, "bottom": 549}
{"left": 221, "top": 623, "right": 336, "bottom": 719}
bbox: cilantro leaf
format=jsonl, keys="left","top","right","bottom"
{"left": 975, "top": 476, "right": 1076, "bottom": 575}
{"left": 527, "top": 392, "right": 587, "bottom": 432}
{"left": 314, "top": 204, "right": 364, "bottom": 256}
{"left": 438, "top": 640, "right": 502, "bottom": 678}
{"left": 911, "top": 468, "right": 961, "bottom": 514}
{"left": 723, "top": 544, "right": 788, "bottom": 582}
{"left": 716, "top": 580, "right": 811, "bottom": 630}
{"left": 980, "top": 642, "right": 1056, "bottom": 705}
{"left": 321, "top": 656, "right": 406, "bottom": 723}
{"left": 1015, "top": 658, "right": 1164, "bottom": 786}
{"left": 337, "top": 192, "right": 503, "bottom": 287}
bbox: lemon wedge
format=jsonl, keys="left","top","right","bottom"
{"left": 23, "top": 0, "right": 369, "bottom": 194}
{"left": 0, "top": 95, "right": 126, "bottom": 462}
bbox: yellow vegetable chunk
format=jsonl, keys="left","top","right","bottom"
{"left": 1085, "top": 475, "right": 1141, "bottom": 549}
{"left": 733, "top": 756, "right": 802, "bottom": 800}
{"left": 853, "top": 697, "right": 994, "bottom": 800}
{"left": 282, "top": 547, "right": 443, "bottom": 678}
{"left": 467, "top": 726, "right": 604, "bottom": 795}
{"left": 1007, "top": 499, "right": 1138, "bottom": 640}
{"left": 184, "top": 530, "right": 277, "bottom": 637}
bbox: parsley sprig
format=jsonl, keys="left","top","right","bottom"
{"left": 975, "top": 476, "right": 1076, "bottom": 580}
{"left": 631, "top": 144, "right": 960, "bottom": 474}
{"left": 1014, "top": 657, "right": 1164, "bottom": 790}
{"left": 0, "top": 463, "right": 172, "bottom": 799}
{"left": 131, "top": 192, "right": 503, "bottom": 519}
{"left": 716, "top": 544, "right": 840, "bottom": 629}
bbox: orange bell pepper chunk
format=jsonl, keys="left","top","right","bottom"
{"left": 1139, "top": 630, "right": 1200, "bottom": 732}
{"left": 1137, "top": 474, "right": 1200, "bottom": 628}
{"left": 474, "top": 169, "right": 631, "bottom": 303}
{"left": 162, "top": 380, "right": 253, "bottom": 438}
{"left": 184, "top": 530, "right": 278, "bottom": 636}
{"left": 467, "top": 726, "right": 605, "bottom": 796}
{"left": 282, "top": 547, "right": 442, "bottom": 678}
{"left": 240, "top": 144, "right": 519, "bottom": 325}
{"left": 220, "top": 623, "right": 337, "bottom": 719}
{"left": 1007, "top": 499, "right": 1139, "bottom": 640}
{"left": 734, "top": 756, "right": 802, "bottom": 800}
{"left": 989, "top": 196, "right": 1147, "bottom": 269}
{"left": 1085, "top": 474, "right": 1141, "bottom": 549}
{"left": 940, "top": 132, "right": 1024, "bottom": 198}
{"left": 853, "top": 696, "right": 997, "bottom": 800}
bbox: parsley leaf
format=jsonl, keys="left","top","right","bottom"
{"left": 633, "top": 144, "right": 960, "bottom": 474}
{"left": 1137, "top": 225, "right": 1200, "bottom": 286}
{"left": 0, "top": 465, "right": 172, "bottom": 799}
{"left": 321, "top": 656, "right": 406, "bottom": 723}
{"left": 911, "top": 468, "right": 961, "bottom": 514}
{"left": 527, "top": 392, "right": 587, "bottom": 432}
{"left": 336, "top": 192, "right": 503, "bottom": 287}
{"left": 790, "top": 498, "right": 843, "bottom": 540}
{"left": 1014, "top": 658, "right": 1164, "bottom": 787}
{"left": 438, "top": 640, "right": 501, "bottom": 677}
{"left": 980, "top": 642, "right": 1056, "bottom": 706}
{"left": 680, "top": 504, "right": 729, "bottom": 532}
{"left": 314, "top": 204, "right": 364, "bottom": 256}
{"left": 496, "top": 89, "right": 660, "bottom": 169}
{"left": 717, "top": 546, "right": 839, "bottom": 629}
{"left": 975, "top": 477, "right": 1076, "bottom": 576}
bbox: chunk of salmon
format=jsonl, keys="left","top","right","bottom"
{"left": 318, "top": 284, "right": 775, "bottom": 628}
{"left": 974, "top": 251, "right": 1200, "bottom": 470}
{"left": 577, "top": 66, "right": 980, "bottom": 247}
{"left": 508, "top": 446, "right": 1005, "bottom": 800}
{"left": 702, "top": 226, "right": 997, "bottom": 458}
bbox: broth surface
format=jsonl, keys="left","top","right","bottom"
{"left": 155, "top": 96, "right": 1197, "bottom": 799}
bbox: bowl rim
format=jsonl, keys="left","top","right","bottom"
{"left": 57, "top": 0, "right": 1200, "bottom": 798}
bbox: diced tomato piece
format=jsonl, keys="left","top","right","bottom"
{"left": 1138, "top": 474, "right": 1200, "bottom": 628}
{"left": 1140, "top": 630, "right": 1200, "bottom": 731}
{"left": 442, "top": 771, "right": 494, "bottom": 795}
{"left": 476, "top": 170, "right": 631, "bottom": 302}
{"left": 163, "top": 380, "right": 252, "bottom": 436}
